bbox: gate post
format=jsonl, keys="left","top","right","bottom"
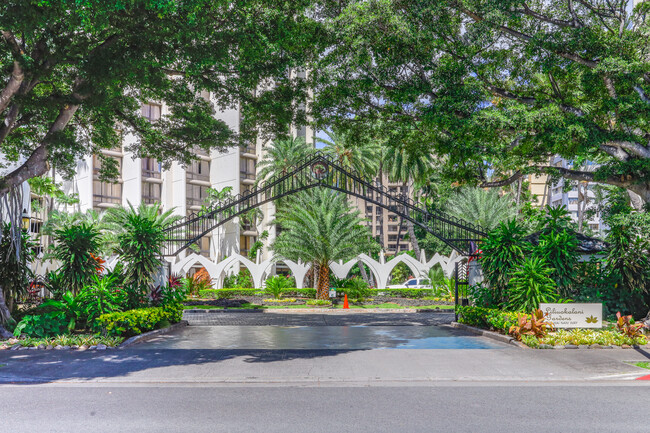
{"left": 454, "top": 261, "right": 459, "bottom": 321}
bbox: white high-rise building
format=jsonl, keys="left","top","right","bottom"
{"left": 29, "top": 93, "right": 314, "bottom": 263}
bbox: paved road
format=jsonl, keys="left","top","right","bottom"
{"left": 3, "top": 384, "right": 650, "bottom": 432}
{"left": 182, "top": 311, "right": 454, "bottom": 326}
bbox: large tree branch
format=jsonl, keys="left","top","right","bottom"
{"left": 480, "top": 171, "right": 523, "bottom": 188}
{"left": 516, "top": 4, "right": 579, "bottom": 28}
{"left": 0, "top": 101, "right": 81, "bottom": 194}
{"left": 0, "top": 61, "right": 24, "bottom": 114}
{"left": 608, "top": 140, "right": 650, "bottom": 159}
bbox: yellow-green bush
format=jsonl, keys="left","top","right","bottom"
{"left": 96, "top": 306, "right": 182, "bottom": 337}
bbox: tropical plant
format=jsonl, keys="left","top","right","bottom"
{"left": 264, "top": 275, "right": 293, "bottom": 299}
{"left": 272, "top": 189, "right": 376, "bottom": 299}
{"left": 536, "top": 230, "right": 578, "bottom": 298}
{"left": 615, "top": 312, "right": 646, "bottom": 339}
{"left": 508, "top": 309, "right": 555, "bottom": 341}
{"left": 507, "top": 257, "right": 560, "bottom": 312}
{"left": 382, "top": 144, "right": 434, "bottom": 259}
{"left": 13, "top": 312, "right": 69, "bottom": 338}
{"left": 104, "top": 203, "right": 180, "bottom": 289}
{"left": 445, "top": 188, "right": 517, "bottom": 232}
{"left": 480, "top": 219, "right": 530, "bottom": 305}
{"left": 343, "top": 276, "right": 372, "bottom": 301}
{"left": 40, "top": 291, "right": 84, "bottom": 332}
{"left": 318, "top": 128, "right": 380, "bottom": 179}
{"left": 468, "top": 283, "right": 502, "bottom": 309}
{"left": 183, "top": 275, "right": 213, "bottom": 298}
{"left": 223, "top": 269, "right": 253, "bottom": 289}
{"left": 50, "top": 222, "right": 102, "bottom": 296}
{"left": 77, "top": 275, "right": 124, "bottom": 328}
{"left": 0, "top": 223, "right": 36, "bottom": 322}
{"left": 256, "top": 136, "right": 314, "bottom": 185}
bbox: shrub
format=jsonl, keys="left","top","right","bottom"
{"left": 223, "top": 269, "right": 253, "bottom": 288}
{"left": 262, "top": 298, "right": 297, "bottom": 303}
{"left": 197, "top": 288, "right": 317, "bottom": 299}
{"left": 96, "top": 305, "right": 183, "bottom": 337}
{"left": 341, "top": 276, "right": 372, "bottom": 301}
{"left": 380, "top": 288, "right": 433, "bottom": 298}
{"left": 540, "top": 329, "right": 647, "bottom": 347}
{"left": 468, "top": 283, "right": 502, "bottom": 308}
{"left": 507, "top": 257, "right": 559, "bottom": 312}
{"left": 456, "top": 306, "right": 519, "bottom": 333}
{"left": 306, "top": 299, "right": 332, "bottom": 306}
{"left": 508, "top": 309, "right": 555, "bottom": 341}
{"left": 50, "top": 222, "right": 101, "bottom": 295}
{"left": 13, "top": 312, "right": 69, "bottom": 338}
{"left": 615, "top": 312, "right": 646, "bottom": 338}
{"left": 78, "top": 275, "right": 124, "bottom": 328}
{"left": 264, "top": 275, "right": 293, "bottom": 299}
{"left": 183, "top": 275, "right": 213, "bottom": 298}
{"left": 40, "top": 291, "right": 84, "bottom": 332}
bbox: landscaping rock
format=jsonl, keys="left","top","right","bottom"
{"left": 10, "top": 345, "right": 20, "bottom": 350}
{"left": 0, "top": 344, "right": 8, "bottom": 350}
{"left": 18, "top": 346, "right": 29, "bottom": 350}
{"left": 538, "top": 344, "right": 554, "bottom": 349}
{"left": 578, "top": 345, "right": 589, "bottom": 349}
{"left": 621, "top": 344, "right": 631, "bottom": 349}
{"left": 602, "top": 345, "right": 613, "bottom": 349}
{"left": 54, "top": 345, "right": 63, "bottom": 350}
{"left": 78, "top": 345, "right": 88, "bottom": 351}
{"left": 553, "top": 345, "right": 564, "bottom": 349}
{"left": 89, "top": 345, "right": 97, "bottom": 350}
{"left": 45, "top": 345, "right": 53, "bottom": 350}
{"left": 62, "top": 345, "right": 70, "bottom": 350}
{"left": 28, "top": 346, "right": 37, "bottom": 350}
{"left": 71, "top": 345, "right": 79, "bottom": 349}
{"left": 564, "top": 345, "right": 578, "bottom": 349}
{"left": 37, "top": 344, "right": 46, "bottom": 350}
{"left": 7, "top": 338, "right": 18, "bottom": 345}
{"left": 96, "top": 344, "right": 107, "bottom": 351}
{"left": 589, "top": 344, "right": 602, "bottom": 349}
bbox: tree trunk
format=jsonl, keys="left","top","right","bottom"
{"left": 406, "top": 220, "right": 421, "bottom": 260}
{"left": 317, "top": 262, "right": 330, "bottom": 300}
{"left": 515, "top": 177, "right": 523, "bottom": 208}
{"left": 358, "top": 260, "right": 370, "bottom": 285}
{"left": 0, "top": 285, "right": 14, "bottom": 338}
{"left": 577, "top": 183, "right": 585, "bottom": 233}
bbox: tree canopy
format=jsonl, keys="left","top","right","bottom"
{"left": 0, "top": 0, "right": 321, "bottom": 192}
{"left": 311, "top": 0, "right": 650, "bottom": 205}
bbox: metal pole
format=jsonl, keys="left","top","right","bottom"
{"left": 454, "top": 262, "right": 459, "bottom": 322}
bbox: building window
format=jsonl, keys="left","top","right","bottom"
{"left": 93, "top": 180, "right": 122, "bottom": 206}
{"left": 240, "top": 158, "right": 256, "bottom": 180}
{"left": 186, "top": 184, "right": 208, "bottom": 207}
{"left": 141, "top": 103, "right": 161, "bottom": 121}
{"left": 186, "top": 160, "right": 210, "bottom": 182}
{"left": 142, "top": 182, "right": 161, "bottom": 204}
{"left": 142, "top": 158, "right": 161, "bottom": 179}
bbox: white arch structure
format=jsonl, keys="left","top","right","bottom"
{"left": 167, "top": 251, "right": 467, "bottom": 290}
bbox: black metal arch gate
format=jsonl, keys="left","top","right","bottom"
{"left": 163, "top": 152, "right": 487, "bottom": 308}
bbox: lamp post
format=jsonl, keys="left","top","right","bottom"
{"left": 21, "top": 208, "right": 30, "bottom": 232}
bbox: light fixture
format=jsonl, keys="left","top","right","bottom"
{"left": 21, "top": 208, "right": 30, "bottom": 231}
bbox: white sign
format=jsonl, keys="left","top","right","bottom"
{"left": 329, "top": 289, "right": 337, "bottom": 298}
{"left": 539, "top": 303, "right": 603, "bottom": 328}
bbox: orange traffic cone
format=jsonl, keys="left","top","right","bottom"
{"left": 343, "top": 293, "right": 349, "bottom": 309}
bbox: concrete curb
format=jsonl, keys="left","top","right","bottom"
{"left": 119, "top": 320, "right": 189, "bottom": 348}
{"left": 183, "top": 308, "right": 454, "bottom": 314}
{"left": 450, "top": 322, "right": 526, "bottom": 348}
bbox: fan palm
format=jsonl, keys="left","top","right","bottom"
{"left": 104, "top": 203, "right": 180, "bottom": 289}
{"left": 382, "top": 144, "right": 435, "bottom": 259}
{"left": 318, "top": 129, "right": 380, "bottom": 179}
{"left": 272, "top": 189, "right": 376, "bottom": 299}
{"left": 445, "top": 187, "right": 517, "bottom": 232}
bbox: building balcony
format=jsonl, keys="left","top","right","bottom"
{"left": 186, "top": 171, "right": 210, "bottom": 184}
{"left": 142, "top": 169, "right": 162, "bottom": 181}
{"left": 241, "top": 145, "right": 257, "bottom": 159}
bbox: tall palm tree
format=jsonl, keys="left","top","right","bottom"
{"left": 382, "top": 144, "right": 434, "bottom": 259}
{"left": 445, "top": 187, "right": 517, "bottom": 232}
{"left": 318, "top": 129, "right": 380, "bottom": 179}
{"left": 256, "top": 136, "right": 315, "bottom": 185}
{"left": 272, "top": 189, "right": 376, "bottom": 299}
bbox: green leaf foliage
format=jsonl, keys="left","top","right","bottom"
{"left": 96, "top": 305, "right": 183, "bottom": 337}
{"left": 50, "top": 223, "right": 101, "bottom": 296}
{"left": 507, "top": 257, "right": 560, "bottom": 312}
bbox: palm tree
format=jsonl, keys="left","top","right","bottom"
{"left": 104, "top": 203, "right": 180, "bottom": 288}
{"left": 445, "top": 187, "right": 517, "bottom": 232}
{"left": 382, "top": 144, "right": 434, "bottom": 259}
{"left": 272, "top": 189, "right": 376, "bottom": 299}
{"left": 256, "top": 136, "right": 315, "bottom": 184}
{"left": 318, "top": 129, "right": 380, "bottom": 179}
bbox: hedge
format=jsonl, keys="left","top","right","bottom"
{"left": 198, "top": 288, "right": 317, "bottom": 299}
{"left": 456, "top": 306, "right": 520, "bottom": 334}
{"left": 96, "top": 305, "right": 183, "bottom": 337}
{"left": 196, "top": 288, "right": 436, "bottom": 299}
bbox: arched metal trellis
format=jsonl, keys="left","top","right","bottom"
{"left": 163, "top": 152, "right": 487, "bottom": 257}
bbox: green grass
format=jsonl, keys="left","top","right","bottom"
{"left": 410, "top": 304, "right": 455, "bottom": 310}
{"left": 634, "top": 362, "right": 650, "bottom": 370}
{"left": 0, "top": 364, "right": 5, "bottom": 368}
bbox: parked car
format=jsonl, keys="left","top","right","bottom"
{"left": 387, "top": 278, "right": 432, "bottom": 289}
